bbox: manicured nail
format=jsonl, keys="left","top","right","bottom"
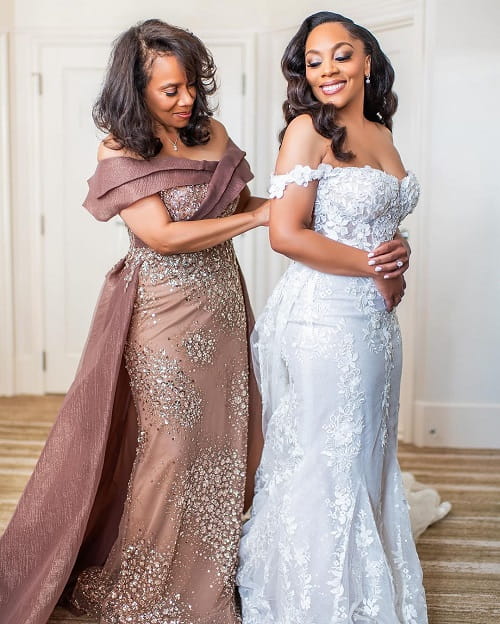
{"left": 375, "top": 266, "right": 382, "bottom": 272}
{"left": 383, "top": 274, "right": 390, "bottom": 279}
{"left": 368, "top": 260, "right": 376, "bottom": 266}
{"left": 368, "top": 252, "right": 375, "bottom": 258}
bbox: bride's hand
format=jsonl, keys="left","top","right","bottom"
{"left": 367, "top": 235, "right": 410, "bottom": 279}
{"left": 374, "top": 275, "right": 406, "bottom": 311}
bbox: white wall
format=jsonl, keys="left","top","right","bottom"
{"left": 413, "top": 0, "right": 500, "bottom": 447}
{"left": 0, "top": 0, "right": 13, "bottom": 30}
{"left": 13, "top": 0, "right": 271, "bottom": 32}
{"left": 2, "top": 0, "right": 499, "bottom": 447}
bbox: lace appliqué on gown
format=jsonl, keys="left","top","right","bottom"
{"left": 237, "top": 164, "right": 428, "bottom": 623}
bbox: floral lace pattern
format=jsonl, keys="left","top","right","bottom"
{"left": 269, "top": 163, "right": 419, "bottom": 251}
{"left": 237, "top": 165, "right": 427, "bottom": 623}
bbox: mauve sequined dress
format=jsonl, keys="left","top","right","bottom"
{"left": 73, "top": 185, "right": 248, "bottom": 623}
{"left": 0, "top": 142, "right": 259, "bottom": 624}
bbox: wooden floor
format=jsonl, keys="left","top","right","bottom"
{"left": 1, "top": 395, "right": 499, "bottom": 623}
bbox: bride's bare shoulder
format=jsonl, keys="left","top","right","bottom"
{"left": 276, "top": 115, "right": 327, "bottom": 173}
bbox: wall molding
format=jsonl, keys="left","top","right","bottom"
{"left": 274, "top": 0, "right": 422, "bottom": 32}
{"left": 413, "top": 401, "right": 500, "bottom": 449}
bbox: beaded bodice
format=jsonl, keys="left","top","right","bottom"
{"left": 160, "top": 183, "right": 238, "bottom": 221}
{"left": 269, "top": 164, "right": 420, "bottom": 251}
{"left": 123, "top": 184, "right": 240, "bottom": 289}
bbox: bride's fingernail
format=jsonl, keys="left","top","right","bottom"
{"left": 368, "top": 260, "right": 376, "bottom": 266}
{"left": 375, "top": 266, "right": 383, "bottom": 272}
{"left": 368, "top": 252, "right": 375, "bottom": 258}
{"left": 383, "top": 274, "right": 390, "bottom": 279}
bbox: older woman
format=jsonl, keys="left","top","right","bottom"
{"left": 0, "top": 19, "right": 267, "bottom": 624}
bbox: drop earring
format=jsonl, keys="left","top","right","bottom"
{"left": 365, "top": 75, "right": 371, "bottom": 84}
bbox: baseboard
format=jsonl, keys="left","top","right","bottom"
{"left": 413, "top": 401, "right": 500, "bottom": 449}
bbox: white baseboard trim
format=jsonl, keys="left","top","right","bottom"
{"left": 413, "top": 401, "right": 500, "bottom": 449}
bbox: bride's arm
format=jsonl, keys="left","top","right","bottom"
{"left": 270, "top": 116, "right": 387, "bottom": 277}
{"left": 269, "top": 116, "right": 404, "bottom": 309}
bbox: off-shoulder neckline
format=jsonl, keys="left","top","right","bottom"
{"left": 274, "top": 163, "right": 412, "bottom": 184}
{"left": 97, "top": 136, "right": 235, "bottom": 166}
{"left": 321, "top": 163, "right": 411, "bottom": 183}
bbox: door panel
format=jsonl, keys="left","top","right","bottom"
{"left": 41, "top": 43, "right": 125, "bottom": 392}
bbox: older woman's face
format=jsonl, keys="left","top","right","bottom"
{"left": 305, "top": 22, "right": 370, "bottom": 111}
{"left": 144, "top": 53, "right": 196, "bottom": 131}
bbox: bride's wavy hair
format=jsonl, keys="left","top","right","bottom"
{"left": 93, "top": 19, "right": 217, "bottom": 159}
{"left": 280, "top": 11, "right": 398, "bottom": 161}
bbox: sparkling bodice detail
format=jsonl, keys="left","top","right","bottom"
{"left": 123, "top": 184, "right": 240, "bottom": 291}
{"left": 160, "top": 183, "right": 238, "bottom": 221}
{"left": 269, "top": 164, "right": 419, "bottom": 250}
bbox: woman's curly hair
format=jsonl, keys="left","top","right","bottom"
{"left": 93, "top": 19, "right": 217, "bottom": 159}
{"left": 280, "top": 11, "right": 398, "bottom": 161}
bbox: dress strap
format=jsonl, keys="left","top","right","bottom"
{"left": 268, "top": 164, "right": 326, "bottom": 199}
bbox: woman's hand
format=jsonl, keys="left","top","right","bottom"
{"left": 367, "top": 234, "right": 411, "bottom": 279}
{"left": 374, "top": 274, "right": 406, "bottom": 311}
{"left": 252, "top": 200, "right": 270, "bottom": 227}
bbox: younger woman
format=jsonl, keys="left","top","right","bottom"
{"left": 238, "top": 12, "right": 427, "bottom": 623}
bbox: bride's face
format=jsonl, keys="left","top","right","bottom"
{"left": 304, "top": 21, "right": 370, "bottom": 110}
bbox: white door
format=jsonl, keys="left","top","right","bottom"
{"left": 40, "top": 39, "right": 250, "bottom": 392}
{"left": 207, "top": 41, "right": 260, "bottom": 312}
{"left": 40, "top": 42, "right": 126, "bottom": 392}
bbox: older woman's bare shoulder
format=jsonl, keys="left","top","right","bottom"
{"left": 206, "top": 118, "right": 230, "bottom": 152}
{"left": 97, "top": 135, "right": 142, "bottom": 161}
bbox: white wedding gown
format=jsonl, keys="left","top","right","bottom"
{"left": 237, "top": 164, "right": 428, "bottom": 623}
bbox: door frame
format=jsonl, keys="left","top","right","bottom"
{"left": 0, "top": 32, "right": 14, "bottom": 396}
{"left": 366, "top": 9, "right": 426, "bottom": 444}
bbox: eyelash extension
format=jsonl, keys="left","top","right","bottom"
{"left": 306, "top": 54, "right": 352, "bottom": 68}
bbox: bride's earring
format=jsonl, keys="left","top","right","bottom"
{"left": 365, "top": 74, "right": 371, "bottom": 84}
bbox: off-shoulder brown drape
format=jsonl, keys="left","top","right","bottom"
{"left": 0, "top": 140, "right": 262, "bottom": 624}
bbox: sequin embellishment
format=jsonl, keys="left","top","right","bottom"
{"left": 172, "top": 446, "right": 246, "bottom": 583}
{"left": 182, "top": 329, "right": 217, "bottom": 365}
{"left": 125, "top": 342, "right": 203, "bottom": 430}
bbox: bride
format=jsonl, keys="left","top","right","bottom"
{"left": 237, "top": 11, "right": 432, "bottom": 623}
